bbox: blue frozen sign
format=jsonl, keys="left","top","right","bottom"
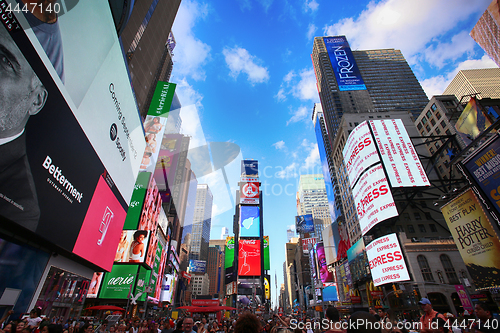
{"left": 239, "top": 206, "right": 260, "bottom": 237}
{"left": 188, "top": 260, "right": 207, "bottom": 273}
{"left": 323, "top": 36, "right": 366, "bottom": 91}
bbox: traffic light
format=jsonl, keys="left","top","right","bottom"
{"left": 413, "top": 289, "right": 418, "bottom": 297}
{"left": 392, "top": 284, "right": 399, "bottom": 298}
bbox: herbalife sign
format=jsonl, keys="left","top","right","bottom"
{"left": 99, "top": 265, "right": 139, "bottom": 299}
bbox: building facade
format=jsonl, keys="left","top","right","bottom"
{"left": 471, "top": 0, "right": 500, "bottom": 67}
{"left": 443, "top": 68, "right": 500, "bottom": 103}
{"left": 189, "top": 185, "right": 213, "bottom": 262}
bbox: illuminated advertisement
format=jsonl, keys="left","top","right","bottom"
{"left": 322, "top": 225, "right": 336, "bottom": 266}
{"left": 295, "top": 214, "right": 314, "bottom": 234}
{"left": 238, "top": 239, "right": 261, "bottom": 276}
{"left": 157, "top": 208, "right": 169, "bottom": 236}
{"left": 315, "top": 242, "right": 334, "bottom": 283}
{"left": 352, "top": 164, "right": 398, "bottom": 235}
{"left": 455, "top": 97, "right": 492, "bottom": 146}
{"left": 301, "top": 237, "right": 318, "bottom": 253}
{"left": 99, "top": 265, "right": 139, "bottom": 299}
{"left": 239, "top": 206, "right": 260, "bottom": 237}
{"left": 0, "top": 2, "right": 146, "bottom": 270}
{"left": 188, "top": 260, "right": 207, "bottom": 273}
{"left": 148, "top": 238, "right": 165, "bottom": 303}
{"left": 264, "top": 236, "right": 270, "bottom": 270}
{"left": 241, "top": 160, "right": 258, "bottom": 177}
{"left": 441, "top": 189, "right": 500, "bottom": 289}
{"left": 87, "top": 272, "right": 104, "bottom": 299}
{"left": 323, "top": 284, "right": 339, "bottom": 302}
{"left": 123, "top": 172, "right": 150, "bottom": 229}
{"left": 141, "top": 116, "right": 167, "bottom": 172}
{"left": 154, "top": 134, "right": 183, "bottom": 191}
{"left": 240, "top": 182, "right": 260, "bottom": 205}
{"left": 343, "top": 121, "right": 380, "bottom": 187}
{"left": 323, "top": 36, "right": 366, "bottom": 91}
{"left": 347, "top": 238, "right": 370, "bottom": 282}
{"left": 461, "top": 134, "right": 500, "bottom": 225}
{"left": 370, "top": 119, "right": 430, "bottom": 188}
{"left": 145, "top": 232, "right": 158, "bottom": 269}
{"left": 225, "top": 237, "right": 235, "bottom": 269}
{"left": 366, "top": 234, "right": 410, "bottom": 286}
{"left": 147, "top": 81, "right": 176, "bottom": 118}
{"left": 160, "top": 273, "right": 177, "bottom": 304}
{"left": 168, "top": 245, "right": 180, "bottom": 273}
{"left": 138, "top": 175, "right": 161, "bottom": 232}
{"left": 113, "top": 230, "right": 151, "bottom": 264}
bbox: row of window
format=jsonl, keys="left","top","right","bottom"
{"left": 417, "top": 254, "right": 461, "bottom": 284}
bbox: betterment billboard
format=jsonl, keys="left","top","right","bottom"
{"left": 0, "top": 1, "right": 145, "bottom": 271}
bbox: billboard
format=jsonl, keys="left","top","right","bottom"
{"left": 123, "top": 172, "right": 151, "bottom": 229}
{"left": 315, "top": 242, "right": 334, "bottom": 283}
{"left": 264, "top": 236, "right": 270, "bottom": 270}
{"left": 301, "top": 237, "right": 318, "bottom": 253}
{"left": 295, "top": 214, "right": 314, "bottom": 234}
{"left": 147, "top": 81, "right": 176, "bottom": 118}
{"left": 153, "top": 134, "right": 183, "bottom": 191}
{"left": 99, "top": 265, "right": 139, "bottom": 299}
{"left": 352, "top": 164, "right": 398, "bottom": 235}
{"left": 322, "top": 225, "right": 336, "bottom": 266}
{"left": 239, "top": 205, "right": 260, "bottom": 237}
{"left": 461, "top": 134, "right": 500, "bottom": 225}
{"left": 141, "top": 116, "right": 167, "bottom": 172}
{"left": 160, "top": 273, "right": 177, "bottom": 304}
{"left": 441, "top": 189, "right": 500, "bottom": 290}
{"left": 238, "top": 239, "right": 261, "bottom": 276}
{"left": 366, "top": 233, "right": 410, "bottom": 287}
{"left": 188, "top": 260, "right": 207, "bottom": 274}
{"left": 323, "top": 284, "right": 339, "bottom": 302}
{"left": 455, "top": 97, "right": 492, "bottom": 146}
{"left": 343, "top": 121, "right": 380, "bottom": 187}
{"left": 113, "top": 230, "right": 151, "bottom": 264}
{"left": 370, "top": 119, "right": 430, "bottom": 188}
{"left": 323, "top": 36, "right": 366, "bottom": 91}
{"left": 225, "top": 237, "right": 235, "bottom": 269}
{"left": 347, "top": 238, "right": 370, "bottom": 282}
{"left": 0, "top": 2, "right": 145, "bottom": 270}
{"left": 240, "top": 182, "right": 260, "bottom": 205}
{"left": 241, "top": 160, "right": 258, "bottom": 177}
{"left": 87, "top": 272, "right": 104, "bottom": 299}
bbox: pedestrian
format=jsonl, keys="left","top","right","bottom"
{"left": 324, "top": 306, "right": 343, "bottom": 333}
{"left": 347, "top": 311, "right": 380, "bottom": 333}
{"left": 234, "top": 313, "right": 261, "bottom": 333}
{"left": 182, "top": 318, "right": 196, "bottom": 333}
{"left": 474, "top": 302, "right": 497, "bottom": 333}
{"left": 417, "top": 298, "right": 447, "bottom": 333}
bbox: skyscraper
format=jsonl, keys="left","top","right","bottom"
{"left": 188, "top": 184, "right": 213, "bottom": 262}
{"left": 471, "top": 0, "right": 500, "bottom": 67}
{"left": 296, "top": 175, "right": 330, "bottom": 216}
{"left": 443, "top": 68, "right": 500, "bottom": 102}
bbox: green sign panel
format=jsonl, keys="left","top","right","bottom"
{"left": 136, "top": 266, "right": 152, "bottom": 302}
{"left": 224, "top": 237, "right": 234, "bottom": 269}
{"left": 99, "top": 265, "right": 139, "bottom": 299}
{"left": 123, "top": 172, "right": 151, "bottom": 229}
{"left": 264, "top": 236, "right": 270, "bottom": 270}
{"left": 147, "top": 81, "right": 177, "bottom": 117}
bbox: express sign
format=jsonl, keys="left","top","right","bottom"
{"left": 366, "top": 233, "right": 410, "bottom": 286}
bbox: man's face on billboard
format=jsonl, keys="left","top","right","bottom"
{"left": 0, "top": 25, "right": 47, "bottom": 138}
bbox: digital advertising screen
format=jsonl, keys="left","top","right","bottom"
{"left": 352, "top": 164, "right": 398, "bottom": 235}
{"left": 188, "top": 260, "right": 207, "bottom": 274}
{"left": 123, "top": 172, "right": 151, "bottom": 230}
{"left": 240, "top": 182, "right": 260, "bottom": 205}
{"left": 238, "top": 239, "right": 261, "bottom": 276}
{"left": 225, "top": 236, "right": 235, "bottom": 269}
{"left": 264, "top": 236, "right": 270, "bottom": 270}
{"left": 87, "top": 272, "right": 104, "bottom": 299}
{"left": 113, "top": 230, "right": 151, "bottom": 264}
{"left": 301, "top": 237, "right": 318, "bottom": 253}
{"left": 342, "top": 121, "right": 380, "bottom": 187}
{"left": 295, "top": 214, "right": 314, "bottom": 234}
{"left": 322, "top": 225, "right": 336, "bottom": 266}
{"left": 322, "top": 284, "right": 339, "bottom": 302}
{"left": 455, "top": 97, "right": 492, "bottom": 147}
{"left": 347, "top": 238, "right": 370, "bottom": 283}
{"left": 141, "top": 115, "right": 168, "bottom": 173}
{"left": 315, "top": 242, "right": 334, "bottom": 283}
{"left": 160, "top": 273, "right": 177, "bottom": 304}
{"left": 239, "top": 205, "right": 260, "bottom": 237}
{"left": 241, "top": 160, "right": 258, "bottom": 177}
{"left": 153, "top": 134, "right": 183, "bottom": 191}
{"left": 369, "top": 119, "right": 430, "bottom": 188}
{"left": 323, "top": 36, "right": 367, "bottom": 91}
{"left": 0, "top": 1, "right": 145, "bottom": 271}
{"left": 99, "top": 265, "right": 139, "bottom": 299}
{"left": 441, "top": 189, "right": 500, "bottom": 290}
{"left": 366, "top": 233, "right": 410, "bottom": 287}
{"left": 138, "top": 175, "right": 161, "bottom": 232}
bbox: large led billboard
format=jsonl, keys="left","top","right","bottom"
{"left": 99, "top": 265, "right": 139, "bottom": 299}
{"left": 87, "top": 272, "right": 104, "bottom": 299}
{"left": 370, "top": 119, "right": 430, "bottom": 188}
{"left": 315, "top": 242, "right": 333, "bottom": 283}
{"left": 160, "top": 273, "right": 177, "bottom": 304}
{"left": 352, "top": 164, "right": 398, "bottom": 235}
{"left": 240, "top": 182, "right": 260, "bottom": 204}
{"left": 441, "top": 189, "right": 500, "bottom": 290}
{"left": 225, "top": 237, "right": 235, "bottom": 269}
{"left": 113, "top": 230, "right": 152, "bottom": 264}
{"left": 123, "top": 172, "right": 151, "bottom": 230}
{"left": 153, "top": 134, "right": 183, "bottom": 191}
{"left": 343, "top": 121, "right": 380, "bottom": 187}
{"left": 264, "top": 236, "right": 270, "bottom": 270}
{"left": 461, "top": 133, "right": 500, "bottom": 225}
{"left": 188, "top": 260, "right": 207, "bottom": 273}
{"left": 455, "top": 97, "right": 492, "bottom": 147}
{"left": 366, "top": 233, "right": 410, "bottom": 286}
{"left": 347, "top": 238, "right": 370, "bottom": 282}
{"left": 239, "top": 206, "right": 260, "bottom": 237}
{"left": 323, "top": 36, "right": 366, "bottom": 91}
{"left": 322, "top": 225, "right": 336, "bottom": 266}
{"left": 238, "top": 239, "right": 261, "bottom": 276}
{"left": 0, "top": 1, "right": 145, "bottom": 270}
{"left": 241, "top": 160, "right": 258, "bottom": 177}
{"left": 295, "top": 214, "right": 314, "bottom": 234}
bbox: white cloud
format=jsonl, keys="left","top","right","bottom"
{"left": 273, "top": 140, "right": 286, "bottom": 150}
{"left": 303, "top": 143, "right": 320, "bottom": 170}
{"left": 171, "top": 0, "right": 211, "bottom": 81}
{"left": 223, "top": 46, "right": 270, "bottom": 84}
{"left": 323, "top": 0, "right": 490, "bottom": 63}
{"left": 421, "top": 55, "right": 498, "bottom": 98}
{"left": 275, "top": 163, "right": 298, "bottom": 179}
{"left": 277, "top": 68, "right": 319, "bottom": 103}
{"left": 180, "top": 104, "right": 207, "bottom": 148}
{"left": 305, "top": 0, "right": 319, "bottom": 12}
{"left": 175, "top": 78, "right": 203, "bottom": 109}
{"left": 307, "top": 23, "right": 317, "bottom": 41}
{"left": 286, "top": 106, "right": 309, "bottom": 125}
{"left": 423, "top": 31, "right": 476, "bottom": 69}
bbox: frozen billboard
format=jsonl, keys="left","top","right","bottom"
{"left": 0, "top": 1, "right": 145, "bottom": 271}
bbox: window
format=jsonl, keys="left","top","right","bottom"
{"left": 425, "top": 212, "right": 432, "bottom": 220}
{"left": 418, "top": 224, "right": 426, "bottom": 233}
{"left": 436, "top": 112, "right": 441, "bottom": 120}
{"left": 430, "top": 118, "right": 436, "bottom": 126}
{"left": 445, "top": 129, "right": 452, "bottom": 135}
{"left": 414, "top": 212, "right": 422, "bottom": 220}
{"left": 403, "top": 213, "right": 410, "bottom": 221}
{"left": 440, "top": 254, "right": 460, "bottom": 284}
{"left": 417, "top": 123, "right": 423, "bottom": 130}
{"left": 429, "top": 224, "right": 437, "bottom": 232}
{"left": 436, "top": 127, "right": 441, "bottom": 134}
{"left": 440, "top": 120, "right": 446, "bottom": 129}
{"left": 408, "top": 224, "right": 415, "bottom": 233}
{"left": 417, "top": 255, "right": 435, "bottom": 282}
{"left": 426, "top": 111, "right": 432, "bottom": 118}
{"left": 431, "top": 104, "right": 437, "bottom": 111}
{"left": 396, "top": 225, "right": 404, "bottom": 232}
{"left": 422, "top": 118, "right": 428, "bottom": 124}
{"left": 426, "top": 125, "right": 431, "bottom": 132}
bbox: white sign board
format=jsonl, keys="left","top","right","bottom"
{"left": 366, "top": 233, "right": 410, "bottom": 286}
{"left": 343, "top": 121, "right": 380, "bottom": 187}
{"left": 352, "top": 164, "right": 398, "bottom": 235}
{"left": 369, "top": 119, "right": 430, "bottom": 188}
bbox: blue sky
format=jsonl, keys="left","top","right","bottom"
{"left": 169, "top": 0, "right": 498, "bottom": 306}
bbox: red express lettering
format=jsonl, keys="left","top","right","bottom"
{"left": 346, "top": 137, "right": 372, "bottom": 170}
{"left": 369, "top": 250, "right": 403, "bottom": 269}
{"left": 360, "top": 184, "right": 388, "bottom": 207}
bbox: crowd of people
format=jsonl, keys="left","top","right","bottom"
{"left": 0, "top": 298, "right": 497, "bottom": 333}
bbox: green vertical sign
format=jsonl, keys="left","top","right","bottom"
{"left": 224, "top": 237, "right": 234, "bottom": 269}
{"left": 99, "top": 265, "right": 139, "bottom": 299}
{"left": 136, "top": 266, "right": 152, "bottom": 302}
{"left": 123, "top": 172, "right": 151, "bottom": 229}
{"left": 147, "top": 81, "right": 177, "bottom": 117}
{"left": 264, "top": 236, "right": 270, "bottom": 270}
